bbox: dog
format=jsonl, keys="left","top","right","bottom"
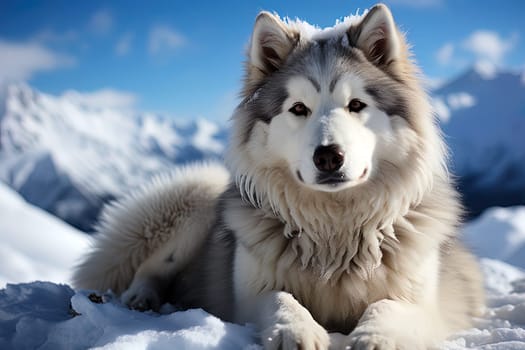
{"left": 73, "top": 4, "right": 484, "bottom": 349}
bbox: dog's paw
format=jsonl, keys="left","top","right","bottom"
{"left": 345, "top": 332, "right": 397, "bottom": 350}
{"left": 262, "top": 319, "right": 330, "bottom": 350}
{"left": 343, "top": 322, "right": 425, "bottom": 350}
{"left": 342, "top": 300, "right": 428, "bottom": 350}
{"left": 121, "top": 279, "right": 160, "bottom": 311}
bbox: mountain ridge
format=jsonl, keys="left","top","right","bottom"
{"left": 0, "top": 65, "right": 524, "bottom": 230}
{"left": 433, "top": 65, "right": 525, "bottom": 218}
{"left": 0, "top": 83, "right": 226, "bottom": 231}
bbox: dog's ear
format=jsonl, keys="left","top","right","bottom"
{"left": 349, "top": 4, "right": 401, "bottom": 67}
{"left": 248, "top": 12, "right": 298, "bottom": 77}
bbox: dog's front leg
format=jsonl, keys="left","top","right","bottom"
{"left": 339, "top": 299, "right": 445, "bottom": 350}
{"left": 238, "top": 291, "right": 330, "bottom": 350}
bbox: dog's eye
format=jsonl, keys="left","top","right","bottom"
{"left": 289, "top": 102, "right": 310, "bottom": 117}
{"left": 348, "top": 99, "right": 367, "bottom": 113}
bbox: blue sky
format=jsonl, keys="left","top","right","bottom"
{"left": 0, "top": 0, "right": 524, "bottom": 122}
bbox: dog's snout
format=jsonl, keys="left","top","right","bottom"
{"left": 313, "top": 144, "right": 345, "bottom": 173}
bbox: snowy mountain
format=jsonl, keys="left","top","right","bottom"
{"left": 433, "top": 64, "right": 525, "bottom": 218}
{"left": 0, "top": 64, "right": 524, "bottom": 232}
{"left": 0, "top": 84, "right": 227, "bottom": 231}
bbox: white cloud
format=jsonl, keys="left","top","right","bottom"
{"left": 61, "top": 89, "right": 137, "bottom": 109}
{"left": 463, "top": 30, "right": 517, "bottom": 64}
{"left": 0, "top": 40, "right": 75, "bottom": 82}
{"left": 447, "top": 92, "right": 476, "bottom": 110}
{"left": 148, "top": 25, "right": 185, "bottom": 55}
{"left": 89, "top": 9, "right": 113, "bottom": 35}
{"left": 436, "top": 43, "right": 454, "bottom": 65}
{"left": 115, "top": 33, "right": 133, "bottom": 56}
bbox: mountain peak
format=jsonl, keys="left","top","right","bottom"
{"left": 433, "top": 62, "right": 525, "bottom": 218}
{"left": 472, "top": 61, "right": 498, "bottom": 80}
{"left": 0, "top": 84, "right": 227, "bottom": 231}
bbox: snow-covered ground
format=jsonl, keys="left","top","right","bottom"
{"left": 464, "top": 207, "right": 525, "bottom": 269}
{"left": 0, "top": 282, "right": 258, "bottom": 350}
{"left": 1, "top": 261, "right": 524, "bottom": 349}
{"left": 0, "top": 182, "right": 89, "bottom": 287}
{"left": 1, "top": 181, "right": 525, "bottom": 349}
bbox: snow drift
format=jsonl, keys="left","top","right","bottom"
{"left": 0, "top": 181, "right": 88, "bottom": 287}
{"left": 1, "top": 261, "right": 524, "bottom": 350}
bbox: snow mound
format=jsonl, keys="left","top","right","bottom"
{"left": 0, "top": 282, "right": 258, "bottom": 350}
{"left": 0, "top": 181, "right": 89, "bottom": 287}
{"left": 1, "top": 260, "right": 524, "bottom": 350}
{"left": 464, "top": 206, "right": 525, "bottom": 269}
{"left": 440, "top": 260, "right": 525, "bottom": 349}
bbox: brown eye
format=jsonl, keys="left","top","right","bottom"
{"left": 348, "top": 99, "right": 367, "bottom": 113}
{"left": 289, "top": 102, "right": 310, "bottom": 117}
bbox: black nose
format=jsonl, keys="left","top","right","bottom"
{"left": 313, "top": 144, "right": 345, "bottom": 173}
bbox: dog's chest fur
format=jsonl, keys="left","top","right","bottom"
{"left": 225, "top": 191, "right": 436, "bottom": 333}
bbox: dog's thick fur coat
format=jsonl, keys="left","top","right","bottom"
{"left": 74, "top": 4, "right": 484, "bottom": 349}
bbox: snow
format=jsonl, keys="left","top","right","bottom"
{"left": 464, "top": 207, "right": 525, "bottom": 269}
{"left": 191, "top": 119, "right": 225, "bottom": 154}
{"left": 0, "top": 181, "right": 89, "bottom": 287}
{"left": 0, "top": 260, "right": 524, "bottom": 350}
{"left": 473, "top": 61, "right": 498, "bottom": 80}
{"left": 1, "top": 66, "right": 523, "bottom": 231}
{"left": 0, "top": 282, "right": 258, "bottom": 350}
{"left": 0, "top": 83, "right": 226, "bottom": 231}
{"left": 1, "top": 182, "right": 525, "bottom": 349}
{"left": 434, "top": 67, "right": 525, "bottom": 180}
{"left": 432, "top": 67, "right": 525, "bottom": 218}
{"left": 442, "top": 259, "right": 525, "bottom": 349}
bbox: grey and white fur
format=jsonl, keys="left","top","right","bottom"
{"left": 73, "top": 4, "right": 484, "bottom": 349}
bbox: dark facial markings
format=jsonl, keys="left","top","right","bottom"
{"left": 240, "top": 35, "right": 413, "bottom": 145}
{"left": 307, "top": 76, "right": 321, "bottom": 92}
{"left": 365, "top": 85, "right": 409, "bottom": 120}
{"left": 329, "top": 76, "right": 340, "bottom": 93}
{"left": 239, "top": 83, "right": 289, "bottom": 144}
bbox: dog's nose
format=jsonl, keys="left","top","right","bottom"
{"left": 313, "top": 144, "right": 345, "bottom": 173}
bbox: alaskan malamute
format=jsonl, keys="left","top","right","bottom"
{"left": 74, "top": 4, "right": 484, "bottom": 349}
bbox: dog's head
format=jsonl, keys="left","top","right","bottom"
{"left": 229, "top": 4, "right": 442, "bottom": 197}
